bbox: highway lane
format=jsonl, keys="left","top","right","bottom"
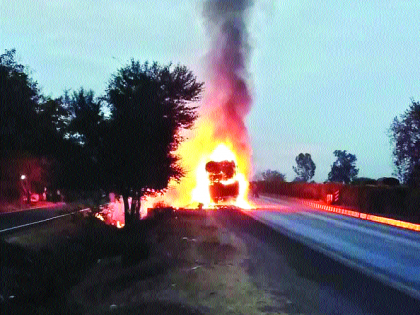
{"left": 248, "top": 195, "right": 420, "bottom": 300}
{"left": 0, "top": 203, "right": 67, "bottom": 232}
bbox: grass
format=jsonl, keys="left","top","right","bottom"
{"left": 68, "top": 210, "right": 291, "bottom": 314}
{"left": 3, "top": 212, "right": 87, "bottom": 249}
{"left": 1, "top": 211, "right": 131, "bottom": 314}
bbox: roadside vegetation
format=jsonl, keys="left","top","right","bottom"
{"left": 1, "top": 49, "right": 203, "bottom": 230}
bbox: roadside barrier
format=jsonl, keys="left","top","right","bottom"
{"left": 299, "top": 199, "right": 420, "bottom": 232}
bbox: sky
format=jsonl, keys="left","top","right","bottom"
{"left": 2, "top": 0, "right": 420, "bottom": 182}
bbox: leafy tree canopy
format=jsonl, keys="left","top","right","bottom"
{"left": 63, "top": 88, "right": 104, "bottom": 147}
{"left": 36, "top": 96, "right": 68, "bottom": 138}
{"left": 389, "top": 99, "right": 420, "bottom": 186}
{"left": 104, "top": 60, "right": 204, "bottom": 197}
{"left": 293, "top": 153, "right": 316, "bottom": 182}
{"left": 0, "top": 49, "right": 41, "bottom": 155}
{"left": 56, "top": 88, "right": 107, "bottom": 191}
{"left": 327, "top": 150, "right": 359, "bottom": 184}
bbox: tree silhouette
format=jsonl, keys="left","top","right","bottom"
{"left": 261, "top": 170, "right": 286, "bottom": 183}
{"left": 36, "top": 96, "right": 68, "bottom": 138}
{"left": 327, "top": 150, "right": 359, "bottom": 184}
{"left": 37, "top": 88, "right": 112, "bottom": 192}
{"left": 389, "top": 99, "right": 420, "bottom": 186}
{"left": 293, "top": 153, "right": 316, "bottom": 182}
{"left": 0, "top": 49, "right": 60, "bottom": 201}
{"left": 64, "top": 88, "right": 104, "bottom": 147}
{"left": 104, "top": 60, "right": 203, "bottom": 224}
{"left": 0, "top": 49, "right": 40, "bottom": 155}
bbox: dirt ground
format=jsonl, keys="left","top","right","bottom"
{"left": 2, "top": 207, "right": 419, "bottom": 315}
{"left": 2, "top": 208, "right": 308, "bottom": 314}
{"left": 65, "top": 209, "right": 298, "bottom": 315}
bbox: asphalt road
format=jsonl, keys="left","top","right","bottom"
{"left": 248, "top": 195, "right": 420, "bottom": 300}
{"left": 0, "top": 204, "right": 67, "bottom": 232}
{"left": 214, "top": 205, "right": 420, "bottom": 315}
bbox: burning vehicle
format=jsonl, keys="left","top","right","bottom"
{"left": 205, "top": 160, "right": 240, "bottom": 203}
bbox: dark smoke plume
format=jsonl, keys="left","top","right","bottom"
{"left": 203, "top": 0, "right": 253, "bottom": 157}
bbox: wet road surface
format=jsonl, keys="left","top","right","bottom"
{"left": 247, "top": 195, "right": 420, "bottom": 300}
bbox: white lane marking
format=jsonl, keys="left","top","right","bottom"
{"left": 0, "top": 208, "right": 90, "bottom": 234}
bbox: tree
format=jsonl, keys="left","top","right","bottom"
{"left": 261, "top": 170, "right": 286, "bottom": 183}
{"left": 64, "top": 88, "right": 104, "bottom": 147}
{"left": 35, "top": 87, "right": 112, "bottom": 193}
{"left": 36, "top": 96, "right": 68, "bottom": 138}
{"left": 327, "top": 150, "right": 359, "bottom": 184}
{"left": 104, "top": 60, "right": 203, "bottom": 225}
{"left": 0, "top": 49, "right": 60, "bottom": 201}
{"left": 0, "top": 49, "right": 41, "bottom": 155}
{"left": 293, "top": 153, "right": 316, "bottom": 182}
{"left": 389, "top": 99, "right": 420, "bottom": 186}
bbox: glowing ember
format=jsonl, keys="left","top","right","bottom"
{"left": 94, "top": 213, "right": 105, "bottom": 221}
{"left": 93, "top": 200, "right": 125, "bottom": 228}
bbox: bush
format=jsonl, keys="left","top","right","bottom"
{"left": 377, "top": 177, "right": 400, "bottom": 186}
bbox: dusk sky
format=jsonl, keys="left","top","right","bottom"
{"left": 2, "top": 0, "right": 420, "bottom": 182}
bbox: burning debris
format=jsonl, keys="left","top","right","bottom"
{"left": 190, "top": 144, "right": 250, "bottom": 208}
{"left": 206, "top": 160, "right": 240, "bottom": 203}
{"left": 93, "top": 200, "right": 125, "bottom": 228}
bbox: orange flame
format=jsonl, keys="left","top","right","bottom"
{"left": 143, "top": 1, "right": 254, "bottom": 211}
{"left": 94, "top": 201, "right": 125, "bottom": 228}
{"left": 94, "top": 213, "right": 105, "bottom": 221}
{"left": 143, "top": 114, "right": 253, "bottom": 210}
{"left": 191, "top": 143, "right": 250, "bottom": 208}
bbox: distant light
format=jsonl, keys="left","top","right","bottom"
{"left": 20, "top": 175, "right": 26, "bottom": 180}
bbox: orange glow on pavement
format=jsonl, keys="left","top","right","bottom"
{"left": 300, "top": 200, "right": 420, "bottom": 232}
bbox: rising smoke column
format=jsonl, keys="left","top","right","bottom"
{"left": 145, "top": 0, "right": 255, "bottom": 208}
{"left": 202, "top": 0, "right": 254, "bottom": 162}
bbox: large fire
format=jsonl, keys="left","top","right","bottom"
{"left": 142, "top": 0, "right": 254, "bottom": 212}
{"left": 142, "top": 122, "right": 253, "bottom": 210}
{"left": 98, "top": 0, "right": 255, "bottom": 223}
{"left": 192, "top": 143, "right": 250, "bottom": 208}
